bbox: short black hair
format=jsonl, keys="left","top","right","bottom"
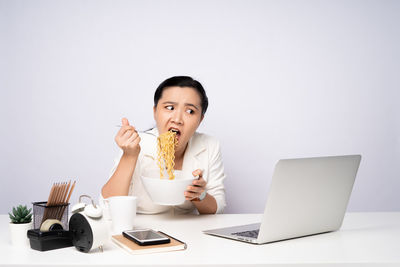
{"left": 154, "top": 76, "right": 208, "bottom": 115}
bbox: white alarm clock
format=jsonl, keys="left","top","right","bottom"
{"left": 69, "top": 195, "right": 109, "bottom": 253}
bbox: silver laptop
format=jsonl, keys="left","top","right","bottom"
{"left": 203, "top": 155, "right": 361, "bottom": 244}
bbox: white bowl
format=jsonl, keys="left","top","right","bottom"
{"left": 141, "top": 170, "right": 194, "bottom": 206}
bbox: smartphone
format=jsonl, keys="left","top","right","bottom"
{"left": 122, "top": 229, "right": 171, "bottom": 246}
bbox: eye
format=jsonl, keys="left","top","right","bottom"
{"left": 165, "top": 105, "right": 174, "bottom": 110}
{"left": 186, "top": 109, "right": 194, "bottom": 114}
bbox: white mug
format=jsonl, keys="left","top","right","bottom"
{"left": 105, "top": 196, "right": 137, "bottom": 235}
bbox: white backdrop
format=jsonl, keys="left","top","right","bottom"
{"left": 1, "top": 0, "right": 399, "bottom": 214}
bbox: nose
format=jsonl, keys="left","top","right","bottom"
{"left": 171, "top": 109, "right": 184, "bottom": 125}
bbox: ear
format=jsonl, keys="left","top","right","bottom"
{"left": 199, "top": 114, "right": 204, "bottom": 124}
{"left": 153, "top": 106, "right": 156, "bottom": 120}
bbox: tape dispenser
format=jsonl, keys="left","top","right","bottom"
{"left": 27, "top": 205, "right": 73, "bottom": 251}
{"left": 69, "top": 195, "right": 109, "bottom": 252}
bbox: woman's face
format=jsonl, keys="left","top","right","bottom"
{"left": 154, "top": 86, "right": 204, "bottom": 155}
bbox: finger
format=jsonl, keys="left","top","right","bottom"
{"left": 130, "top": 136, "right": 141, "bottom": 147}
{"left": 126, "top": 133, "right": 140, "bottom": 146}
{"left": 117, "top": 125, "right": 135, "bottom": 137}
{"left": 184, "top": 191, "right": 198, "bottom": 200}
{"left": 192, "top": 169, "right": 203, "bottom": 178}
{"left": 186, "top": 185, "right": 202, "bottom": 193}
{"left": 122, "top": 117, "right": 130, "bottom": 126}
{"left": 116, "top": 130, "right": 134, "bottom": 146}
{"left": 121, "top": 129, "right": 135, "bottom": 140}
{"left": 193, "top": 177, "right": 206, "bottom": 187}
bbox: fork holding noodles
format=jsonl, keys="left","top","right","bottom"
{"left": 101, "top": 76, "right": 226, "bottom": 214}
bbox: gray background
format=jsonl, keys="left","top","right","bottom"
{"left": 1, "top": 0, "right": 399, "bottom": 214}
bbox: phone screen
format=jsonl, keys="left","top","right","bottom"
{"left": 127, "top": 230, "right": 166, "bottom": 241}
{"left": 123, "top": 229, "right": 170, "bottom": 245}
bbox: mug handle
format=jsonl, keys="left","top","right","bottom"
{"left": 100, "top": 197, "right": 112, "bottom": 221}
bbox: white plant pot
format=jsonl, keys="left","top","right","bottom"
{"left": 9, "top": 222, "right": 33, "bottom": 247}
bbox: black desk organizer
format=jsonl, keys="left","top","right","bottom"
{"left": 27, "top": 229, "right": 72, "bottom": 251}
{"left": 27, "top": 202, "right": 73, "bottom": 251}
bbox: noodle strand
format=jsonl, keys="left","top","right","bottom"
{"left": 157, "top": 131, "right": 178, "bottom": 180}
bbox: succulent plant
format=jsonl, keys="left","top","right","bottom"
{"left": 9, "top": 205, "right": 32, "bottom": 224}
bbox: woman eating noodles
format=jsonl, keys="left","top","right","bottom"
{"left": 101, "top": 76, "right": 226, "bottom": 214}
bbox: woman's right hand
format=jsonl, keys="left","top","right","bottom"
{"left": 115, "top": 118, "right": 141, "bottom": 157}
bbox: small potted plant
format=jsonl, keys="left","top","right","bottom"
{"left": 9, "top": 205, "right": 33, "bottom": 247}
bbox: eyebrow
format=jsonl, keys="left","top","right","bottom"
{"left": 162, "top": 101, "right": 199, "bottom": 111}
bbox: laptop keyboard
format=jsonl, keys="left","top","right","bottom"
{"left": 231, "top": 229, "right": 259, "bottom": 238}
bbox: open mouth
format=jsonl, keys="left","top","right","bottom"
{"left": 168, "top": 127, "right": 181, "bottom": 140}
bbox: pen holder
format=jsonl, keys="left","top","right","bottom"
{"left": 32, "top": 201, "right": 70, "bottom": 230}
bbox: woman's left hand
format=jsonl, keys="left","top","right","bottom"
{"left": 185, "top": 169, "right": 206, "bottom": 201}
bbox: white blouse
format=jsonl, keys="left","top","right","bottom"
{"left": 102, "top": 128, "right": 226, "bottom": 214}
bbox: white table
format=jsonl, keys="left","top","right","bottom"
{"left": 1, "top": 212, "right": 400, "bottom": 266}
